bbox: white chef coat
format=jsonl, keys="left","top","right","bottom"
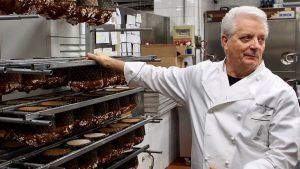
{"left": 124, "top": 60, "right": 300, "bottom": 169}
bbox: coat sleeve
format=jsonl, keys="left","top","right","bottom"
{"left": 244, "top": 89, "right": 300, "bottom": 169}
{"left": 124, "top": 62, "right": 196, "bottom": 104}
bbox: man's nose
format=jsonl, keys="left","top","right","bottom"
{"left": 250, "top": 38, "right": 260, "bottom": 49}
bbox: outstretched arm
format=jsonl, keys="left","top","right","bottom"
{"left": 87, "top": 53, "right": 197, "bottom": 104}
{"left": 87, "top": 53, "right": 125, "bottom": 73}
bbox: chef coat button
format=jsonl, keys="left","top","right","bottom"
{"left": 225, "top": 160, "right": 230, "bottom": 167}
{"left": 237, "top": 114, "right": 242, "bottom": 120}
{"left": 230, "top": 136, "right": 235, "bottom": 143}
{"left": 130, "top": 70, "right": 134, "bottom": 74}
{"left": 204, "top": 157, "right": 209, "bottom": 161}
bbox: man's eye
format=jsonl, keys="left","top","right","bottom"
{"left": 258, "top": 37, "right": 265, "bottom": 43}
{"left": 240, "top": 36, "right": 251, "bottom": 42}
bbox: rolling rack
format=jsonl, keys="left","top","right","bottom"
{"left": 0, "top": 55, "right": 164, "bottom": 169}
{"left": 0, "top": 1, "right": 163, "bottom": 168}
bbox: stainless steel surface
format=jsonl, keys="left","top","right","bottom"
{"left": 0, "top": 56, "right": 158, "bottom": 71}
{"left": 0, "top": 117, "right": 52, "bottom": 126}
{"left": 0, "top": 67, "right": 6, "bottom": 73}
{"left": 143, "top": 149, "right": 163, "bottom": 154}
{"left": 296, "top": 15, "right": 300, "bottom": 83}
{"left": 141, "top": 12, "right": 171, "bottom": 44}
{"left": 48, "top": 36, "right": 85, "bottom": 39}
{"left": 111, "top": 55, "right": 157, "bottom": 61}
{"left": 204, "top": 21, "right": 224, "bottom": 61}
{"left": 91, "top": 28, "right": 153, "bottom": 32}
{"left": 0, "top": 17, "right": 51, "bottom": 60}
{"left": 264, "top": 19, "right": 297, "bottom": 79}
{"left": 0, "top": 15, "right": 40, "bottom": 20}
{"left": 5, "top": 68, "right": 53, "bottom": 75}
{"left": 106, "top": 145, "right": 150, "bottom": 169}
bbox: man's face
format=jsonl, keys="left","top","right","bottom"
{"left": 222, "top": 15, "right": 266, "bottom": 75}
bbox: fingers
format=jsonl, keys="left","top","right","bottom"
{"left": 86, "top": 53, "right": 96, "bottom": 60}
{"left": 86, "top": 53, "right": 109, "bottom": 67}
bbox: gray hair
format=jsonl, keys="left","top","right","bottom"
{"left": 221, "top": 6, "right": 269, "bottom": 38}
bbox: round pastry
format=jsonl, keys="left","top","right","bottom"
{"left": 66, "top": 139, "right": 91, "bottom": 148}
{"left": 120, "top": 118, "right": 142, "bottom": 124}
{"left": 16, "top": 106, "right": 47, "bottom": 112}
{"left": 40, "top": 101, "right": 66, "bottom": 107}
{"left": 42, "top": 148, "right": 72, "bottom": 157}
{"left": 84, "top": 133, "right": 106, "bottom": 140}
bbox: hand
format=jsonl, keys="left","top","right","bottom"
{"left": 86, "top": 53, "right": 125, "bottom": 72}
{"left": 86, "top": 53, "right": 110, "bottom": 67}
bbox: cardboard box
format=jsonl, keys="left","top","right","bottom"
{"left": 141, "top": 44, "right": 183, "bottom": 68}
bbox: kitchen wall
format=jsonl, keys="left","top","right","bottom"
{"left": 154, "top": 0, "right": 262, "bottom": 37}
{"left": 154, "top": 0, "right": 214, "bottom": 37}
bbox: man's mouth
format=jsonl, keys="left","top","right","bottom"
{"left": 244, "top": 53, "right": 257, "bottom": 58}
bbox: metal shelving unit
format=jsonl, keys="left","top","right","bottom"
{"left": 0, "top": 56, "right": 158, "bottom": 72}
{"left": 0, "top": 118, "right": 150, "bottom": 169}
{"left": 0, "top": 87, "right": 144, "bottom": 121}
{"left": 0, "top": 5, "right": 156, "bottom": 169}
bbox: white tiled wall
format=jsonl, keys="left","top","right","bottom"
{"left": 154, "top": 0, "right": 215, "bottom": 37}
{"left": 154, "top": 0, "right": 261, "bottom": 37}
{"left": 154, "top": 0, "right": 184, "bottom": 26}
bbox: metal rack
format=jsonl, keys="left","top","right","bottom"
{"left": 0, "top": 56, "right": 158, "bottom": 73}
{"left": 0, "top": 87, "right": 144, "bottom": 125}
{"left": 0, "top": 6, "right": 160, "bottom": 169}
{"left": 90, "top": 28, "right": 153, "bottom": 32}
{"left": 0, "top": 118, "right": 150, "bottom": 169}
{"left": 0, "top": 15, "right": 40, "bottom": 20}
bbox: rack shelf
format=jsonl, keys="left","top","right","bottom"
{"left": 0, "top": 87, "right": 144, "bottom": 123}
{"left": 0, "top": 55, "right": 158, "bottom": 72}
{"left": 0, "top": 118, "right": 150, "bottom": 169}
{"left": 91, "top": 28, "right": 153, "bottom": 32}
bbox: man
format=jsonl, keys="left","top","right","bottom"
{"left": 88, "top": 6, "right": 300, "bottom": 169}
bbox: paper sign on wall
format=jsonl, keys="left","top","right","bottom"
{"left": 96, "top": 32, "right": 110, "bottom": 44}
{"left": 127, "top": 15, "right": 136, "bottom": 25}
{"left": 136, "top": 14, "right": 142, "bottom": 23}
{"left": 111, "top": 32, "right": 118, "bottom": 45}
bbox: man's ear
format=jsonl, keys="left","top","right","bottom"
{"left": 221, "top": 34, "right": 229, "bottom": 50}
